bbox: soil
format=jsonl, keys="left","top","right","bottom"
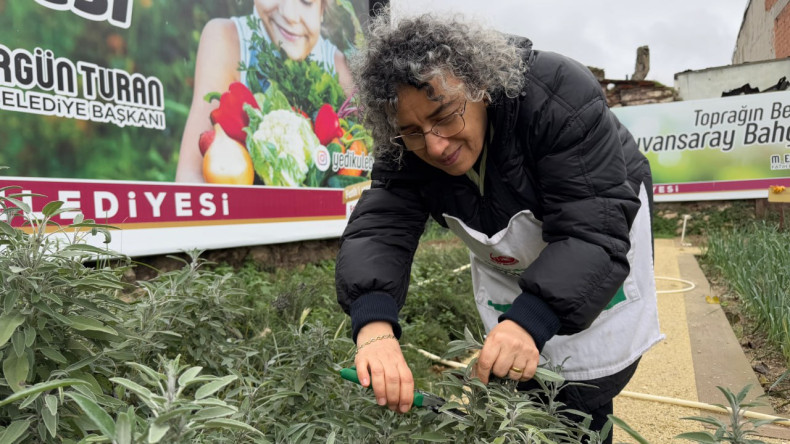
{"left": 118, "top": 238, "right": 340, "bottom": 282}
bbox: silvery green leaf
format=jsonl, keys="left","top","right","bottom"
{"left": 42, "top": 403, "right": 58, "bottom": 438}
{"left": 66, "top": 315, "right": 118, "bottom": 336}
{"left": 4, "top": 196, "right": 31, "bottom": 214}
{"left": 125, "top": 362, "right": 163, "bottom": 386}
{"left": 39, "top": 347, "right": 68, "bottom": 364}
{"left": 0, "top": 419, "right": 31, "bottom": 444}
{"left": 3, "top": 291, "right": 19, "bottom": 315}
{"left": 201, "top": 418, "right": 264, "bottom": 436}
{"left": 154, "top": 407, "right": 202, "bottom": 423}
{"left": 45, "top": 394, "right": 58, "bottom": 416}
{"left": 535, "top": 367, "right": 565, "bottom": 384}
{"left": 194, "top": 375, "right": 237, "bottom": 400}
{"left": 0, "top": 221, "right": 17, "bottom": 236}
{"left": 41, "top": 201, "right": 64, "bottom": 217}
{"left": 410, "top": 432, "right": 447, "bottom": 441}
{"left": 0, "top": 313, "right": 25, "bottom": 348}
{"left": 195, "top": 398, "right": 228, "bottom": 407}
{"left": 109, "top": 378, "right": 157, "bottom": 410}
{"left": 65, "top": 392, "right": 115, "bottom": 439}
{"left": 177, "top": 366, "right": 203, "bottom": 387}
{"left": 147, "top": 422, "right": 170, "bottom": 443}
{"left": 24, "top": 327, "right": 36, "bottom": 348}
{"left": 11, "top": 330, "right": 25, "bottom": 357}
{"left": 191, "top": 406, "right": 237, "bottom": 421}
{"left": 115, "top": 413, "right": 132, "bottom": 444}
{"left": 2, "top": 353, "right": 29, "bottom": 393}
{"left": 609, "top": 415, "right": 650, "bottom": 444}
{"left": 0, "top": 379, "right": 89, "bottom": 407}
{"left": 675, "top": 432, "right": 719, "bottom": 443}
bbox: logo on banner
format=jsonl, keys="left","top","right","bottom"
{"left": 314, "top": 146, "right": 331, "bottom": 172}
{"left": 35, "top": 0, "right": 134, "bottom": 29}
{"left": 771, "top": 154, "right": 790, "bottom": 170}
{"left": 331, "top": 151, "right": 374, "bottom": 172}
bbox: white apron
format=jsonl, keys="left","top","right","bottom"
{"left": 444, "top": 184, "right": 663, "bottom": 381}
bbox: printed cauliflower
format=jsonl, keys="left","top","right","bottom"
{"left": 247, "top": 109, "right": 319, "bottom": 187}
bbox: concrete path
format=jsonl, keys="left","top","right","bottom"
{"left": 612, "top": 238, "right": 790, "bottom": 443}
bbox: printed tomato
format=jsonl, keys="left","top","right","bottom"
{"left": 314, "top": 104, "right": 343, "bottom": 145}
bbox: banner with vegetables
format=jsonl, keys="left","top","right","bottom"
{"left": 0, "top": 0, "right": 372, "bottom": 256}
{"left": 611, "top": 91, "right": 790, "bottom": 202}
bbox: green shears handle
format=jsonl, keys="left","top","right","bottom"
{"left": 339, "top": 367, "right": 425, "bottom": 407}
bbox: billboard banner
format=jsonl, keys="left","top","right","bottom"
{"left": 0, "top": 0, "right": 371, "bottom": 256}
{"left": 612, "top": 91, "right": 790, "bottom": 202}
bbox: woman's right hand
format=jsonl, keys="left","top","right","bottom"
{"left": 354, "top": 321, "right": 413, "bottom": 413}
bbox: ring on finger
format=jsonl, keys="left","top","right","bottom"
{"left": 510, "top": 366, "right": 523, "bottom": 373}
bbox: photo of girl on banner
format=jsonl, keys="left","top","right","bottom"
{"left": 177, "top": 0, "right": 373, "bottom": 189}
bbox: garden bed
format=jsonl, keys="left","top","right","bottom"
{"left": 3, "top": 192, "right": 789, "bottom": 443}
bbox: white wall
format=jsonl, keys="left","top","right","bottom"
{"left": 674, "top": 58, "right": 790, "bottom": 100}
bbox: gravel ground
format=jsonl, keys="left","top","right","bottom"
{"left": 612, "top": 239, "right": 790, "bottom": 443}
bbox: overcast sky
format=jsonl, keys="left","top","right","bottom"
{"left": 393, "top": 0, "right": 749, "bottom": 87}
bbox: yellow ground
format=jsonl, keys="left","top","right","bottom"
{"left": 612, "top": 239, "right": 789, "bottom": 443}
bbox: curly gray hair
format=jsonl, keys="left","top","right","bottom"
{"left": 350, "top": 7, "right": 527, "bottom": 159}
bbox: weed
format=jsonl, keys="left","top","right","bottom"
{"left": 677, "top": 385, "right": 781, "bottom": 443}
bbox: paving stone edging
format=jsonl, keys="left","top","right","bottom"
{"left": 680, "top": 250, "right": 790, "bottom": 440}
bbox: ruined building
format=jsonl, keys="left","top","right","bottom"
{"left": 590, "top": 46, "right": 677, "bottom": 107}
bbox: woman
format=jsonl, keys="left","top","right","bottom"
{"left": 176, "top": 0, "right": 354, "bottom": 183}
{"left": 335, "top": 9, "right": 663, "bottom": 438}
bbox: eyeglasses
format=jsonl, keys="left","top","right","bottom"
{"left": 390, "top": 101, "right": 467, "bottom": 151}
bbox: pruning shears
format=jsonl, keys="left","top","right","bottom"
{"left": 340, "top": 367, "right": 467, "bottom": 420}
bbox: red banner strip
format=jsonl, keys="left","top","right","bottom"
{"left": 0, "top": 178, "right": 346, "bottom": 227}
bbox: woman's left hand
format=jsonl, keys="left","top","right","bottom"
{"left": 474, "top": 320, "right": 539, "bottom": 383}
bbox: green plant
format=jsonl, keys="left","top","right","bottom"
{"left": 651, "top": 211, "right": 679, "bottom": 238}
{"left": 230, "top": 258, "right": 344, "bottom": 332}
{"left": 0, "top": 192, "right": 264, "bottom": 442}
{"left": 419, "top": 218, "right": 456, "bottom": 242}
{"left": 64, "top": 354, "right": 262, "bottom": 443}
{"left": 607, "top": 414, "right": 649, "bottom": 444}
{"left": 6, "top": 183, "right": 735, "bottom": 442}
{"left": 703, "top": 222, "right": 790, "bottom": 363}
{"left": 0, "top": 189, "right": 133, "bottom": 442}
{"left": 230, "top": 323, "right": 600, "bottom": 443}
{"left": 401, "top": 235, "right": 483, "bottom": 355}
{"left": 610, "top": 385, "right": 782, "bottom": 444}
{"left": 125, "top": 251, "right": 255, "bottom": 374}
{"left": 676, "top": 385, "right": 781, "bottom": 443}
{"left": 436, "top": 329, "right": 602, "bottom": 443}
{"left": 652, "top": 200, "right": 763, "bottom": 239}
{"left": 244, "top": 27, "right": 346, "bottom": 116}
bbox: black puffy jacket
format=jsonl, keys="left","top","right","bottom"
{"left": 336, "top": 39, "right": 651, "bottom": 351}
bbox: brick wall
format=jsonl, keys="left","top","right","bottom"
{"left": 733, "top": 0, "right": 775, "bottom": 63}
{"left": 775, "top": 4, "right": 790, "bottom": 58}
{"left": 735, "top": 0, "right": 790, "bottom": 62}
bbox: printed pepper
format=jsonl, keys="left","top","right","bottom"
{"left": 207, "top": 82, "right": 260, "bottom": 145}
{"left": 314, "top": 104, "right": 344, "bottom": 146}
